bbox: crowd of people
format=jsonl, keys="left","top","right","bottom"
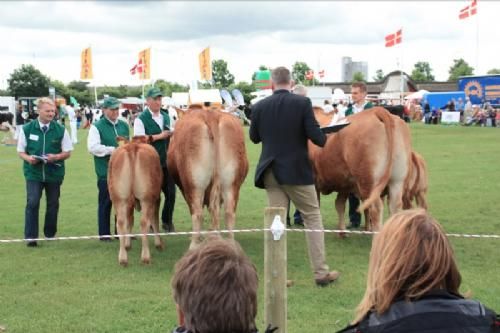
{"left": 13, "top": 67, "right": 499, "bottom": 332}
{"left": 421, "top": 97, "right": 499, "bottom": 126}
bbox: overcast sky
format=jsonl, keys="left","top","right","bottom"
{"left": 1, "top": 1, "right": 498, "bottom": 90}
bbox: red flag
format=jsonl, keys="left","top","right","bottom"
{"left": 130, "top": 59, "right": 144, "bottom": 75}
{"left": 459, "top": 0, "right": 477, "bottom": 20}
{"left": 306, "top": 70, "right": 314, "bottom": 80}
{"left": 130, "top": 64, "right": 137, "bottom": 75}
{"left": 385, "top": 29, "right": 402, "bottom": 48}
{"left": 318, "top": 70, "right": 325, "bottom": 78}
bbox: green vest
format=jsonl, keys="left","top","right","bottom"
{"left": 138, "top": 109, "right": 170, "bottom": 167}
{"left": 22, "top": 120, "right": 66, "bottom": 183}
{"left": 93, "top": 117, "right": 130, "bottom": 180}
{"left": 345, "top": 101, "right": 374, "bottom": 116}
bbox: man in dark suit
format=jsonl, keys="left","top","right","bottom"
{"left": 249, "top": 66, "right": 340, "bottom": 286}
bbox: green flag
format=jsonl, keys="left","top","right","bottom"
{"left": 70, "top": 96, "right": 80, "bottom": 108}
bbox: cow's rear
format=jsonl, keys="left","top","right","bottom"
{"left": 168, "top": 108, "right": 248, "bottom": 248}
{"left": 108, "top": 140, "right": 163, "bottom": 266}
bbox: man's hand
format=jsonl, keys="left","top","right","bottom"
{"left": 152, "top": 131, "right": 171, "bottom": 142}
{"left": 26, "top": 155, "right": 40, "bottom": 165}
{"left": 45, "top": 153, "right": 60, "bottom": 163}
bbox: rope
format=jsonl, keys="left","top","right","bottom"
{"left": 0, "top": 228, "right": 498, "bottom": 244}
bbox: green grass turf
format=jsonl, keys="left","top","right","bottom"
{"left": 0, "top": 122, "right": 499, "bottom": 332}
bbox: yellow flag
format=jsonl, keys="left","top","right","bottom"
{"left": 199, "top": 47, "right": 212, "bottom": 81}
{"left": 138, "top": 48, "right": 151, "bottom": 80}
{"left": 80, "top": 47, "right": 93, "bottom": 80}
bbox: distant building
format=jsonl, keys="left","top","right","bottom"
{"left": 341, "top": 56, "right": 368, "bottom": 82}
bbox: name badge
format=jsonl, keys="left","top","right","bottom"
{"left": 29, "top": 134, "right": 39, "bottom": 141}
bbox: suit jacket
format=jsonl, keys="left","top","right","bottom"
{"left": 249, "top": 89, "right": 326, "bottom": 189}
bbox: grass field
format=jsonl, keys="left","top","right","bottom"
{"left": 0, "top": 122, "right": 499, "bottom": 333}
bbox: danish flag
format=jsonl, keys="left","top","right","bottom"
{"left": 130, "top": 59, "right": 144, "bottom": 75}
{"left": 385, "top": 29, "right": 402, "bottom": 48}
{"left": 459, "top": 0, "right": 477, "bottom": 20}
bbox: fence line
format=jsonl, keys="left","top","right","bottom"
{"left": 0, "top": 228, "right": 498, "bottom": 244}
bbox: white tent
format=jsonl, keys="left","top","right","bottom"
{"left": 189, "top": 89, "right": 222, "bottom": 105}
{"left": 171, "top": 92, "right": 189, "bottom": 107}
{"left": 404, "top": 90, "right": 429, "bottom": 100}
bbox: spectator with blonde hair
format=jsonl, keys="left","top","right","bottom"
{"left": 338, "top": 209, "right": 499, "bottom": 333}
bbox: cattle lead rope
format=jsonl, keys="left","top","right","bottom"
{"left": 0, "top": 228, "right": 499, "bottom": 244}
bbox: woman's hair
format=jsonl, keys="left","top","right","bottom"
{"left": 171, "top": 238, "right": 258, "bottom": 333}
{"left": 354, "top": 209, "right": 461, "bottom": 323}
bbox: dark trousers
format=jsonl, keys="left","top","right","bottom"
{"left": 25, "top": 180, "right": 61, "bottom": 239}
{"left": 161, "top": 167, "right": 176, "bottom": 226}
{"left": 348, "top": 193, "right": 361, "bottom": 226}
{"left": 97, "top": 179, "right": 112, "bottom": 236}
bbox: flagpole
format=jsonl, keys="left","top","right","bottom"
{"left": 475, "top": 1, "right": 479, "bottom": 73}
{"left": 399, "top": 30, "right": 404, "bottom": 105}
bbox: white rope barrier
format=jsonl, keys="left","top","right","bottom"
{"left": 0, "top": 228, "right": 498, "bottom": 244}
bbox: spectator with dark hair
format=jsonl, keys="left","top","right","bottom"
{"left": 338, "top": 209, "right": 500, "bottom": 333}
{"left": 171, "top": 238, "right": 276, "bottom": 333}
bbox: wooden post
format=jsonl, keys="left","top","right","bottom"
{"left": 264, "top": 207, "right": 287, "bottom": 333}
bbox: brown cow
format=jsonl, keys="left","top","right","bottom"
{"left": 402, "top": 151, "right": 428, "bottom": 210}
{"left": 108, "top": 136, "right": 163, "bottom": 266}
{"left": 309, "top": 107, "right": 412, "bottom": 231}
{"left": 167, "top": 106, "right": 248, "bottom": 248}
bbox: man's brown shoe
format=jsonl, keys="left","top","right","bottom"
{"left": 315, "top": 271, "right": 340, "bottom": 286}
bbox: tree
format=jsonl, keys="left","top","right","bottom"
{"left": 487, "top": 68, "right": 500, "bottom": 74}
{"left": 292, "top": 61, "right": 318, "bottom": 86}
{"left": 7, "top": 64, "right": 50, "bottom": 98}
{"left": 410, "top": 61, "right": 435, "bottom": 82}
{"left": 352, "top": 71, "right": 365, "bottom": 83}
{"left": 372, "top": 69, "right": 385, "bottom": 82}
{"left": 212, "top": 59, "right": 235, "bottom": 88}
{"left": 448, "top": 58, "right": 474, "bottom": 81}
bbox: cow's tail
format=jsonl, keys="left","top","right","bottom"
{"left": 205, "top": 111, "right": 222, "bottom": 214}
{"left": 358, "top": 108, "right": 395, "bottom": 212}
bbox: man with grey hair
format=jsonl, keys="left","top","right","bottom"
{"left": 292, "top": 84, "right": 307, "bottom": 96}
{"left": 250, "top": 66, "right": 340, "bottom": 286}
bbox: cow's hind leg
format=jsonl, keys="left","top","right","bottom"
{"left": 335, "top": 192, "right": 348, "bottom": 238}
{"left": 222, "top": 189, "right": 237, "bottom": 240}
{"left": 189, "top": 192, "right": 205, "bottom": 249}
{"left": 139, "top": 202, "right": 153, "bottom": 264}
{"left": 115, "top": 202, "right": 129, "bottom": 266}
{"left": 368, "top": 197, "right": 384, "bottom": 231}
{"left": 151, "top": 198, "right": 163, "bottom": 250}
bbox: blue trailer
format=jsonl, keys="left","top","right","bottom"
{"left": 421, "top": 91, "right": 466, "bottom": 111}
{"left": 458, "top": 74, "right": 500, "bottom": 106}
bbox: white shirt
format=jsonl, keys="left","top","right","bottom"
{"left": 133, "top": 109, "right": 164, "bottom": 136}
{"left": 87, "top": 118, "right": 121, "bottom": 157}
{"left": 323, "top": 104, "right": 334, "bottom": 114}
{"left": 352, "top": 101, "right": 369, "bottom": 114}
{"left": 17, "top": 120, "right": 73, "bottom": 153}
{"left": 66, "top": 106, "right": 76, "bottom": 122}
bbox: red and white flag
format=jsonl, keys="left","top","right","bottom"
{"left": 305, "top": 70, "right": 314, "bottom": 80}
{"left": 130, "top": 59, "right": 144, "bottom": 75}
{"left": 318, "top": 70, "right": 325, "bottom": 78}
{"left": 385, "top": 29, "right": 402, "bottom": 48}
{"left": 459, "top": 0, "right": 477, "bottom": 20}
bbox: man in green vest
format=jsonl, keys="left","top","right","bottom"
{"left": 133, "top": 87, "right": 176, "bottom": 232}
{"left": 17, "top": 97, "right": 73, "bottom": 247}
{"left": 87, "top": 96, "right": 130, "bottom": 241}
{"left": 345, "top": 82, "right": 374, "bottom": 228}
